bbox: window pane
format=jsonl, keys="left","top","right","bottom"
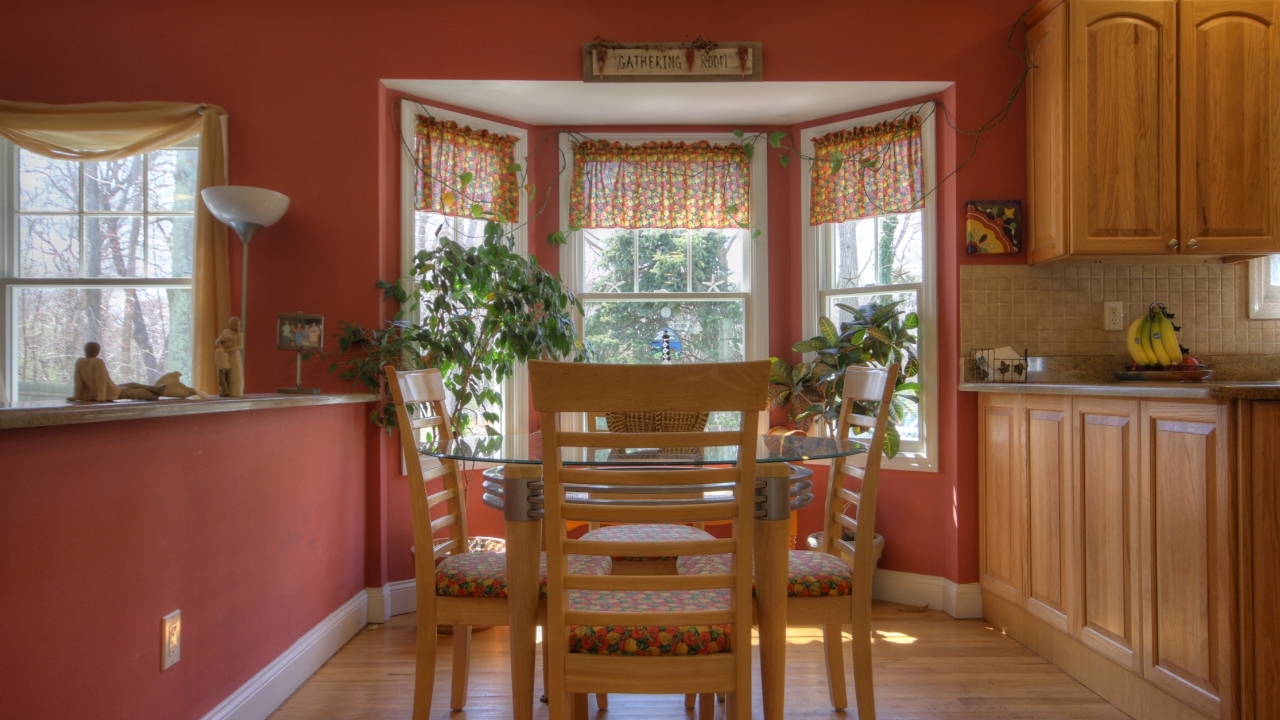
{"left": 583, "top": 299, "right": 745, "bottom": 365}
{"left": 689, "top": 229, "right": 743, "bottom": 292}
{"left": 824, "top": 290, "right": 919, "bottom": 441}
{"left": 148, "top": 216, "right": 194, "bottom": 278}
{"left": 830, "top": 212, "right": 923, "bottom": 289}
{"left": 414, "top": 212, "right": 491, "bottom": 253}
{"left": 19, "top": 215, "right": 80, "bottom": 278}
{"left": 84, "top": 156, "right": 144, "bottom": 212}
{"left": 584, "top": 228, "right": 633, "bottom": 293}
{"left": 85, "top": 216, "right": 144, "bottom": 278}
{"left": 637, "top": 229, "right": 688, "bottom": 293}
{"left": 147, "top": 148, "right": 198, "bottom": 212}
{"left": 17, "top": 151, "right": 79, "bottom": 212}
{"left": 15, "top": 287, "right": 193, "bottom": 402}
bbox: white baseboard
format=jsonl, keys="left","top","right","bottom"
{"left": 366, "top": 579, "right": 418, "bottom": 623}
{"left": 872, "top": 569, "right": 983, "bottom": 619}
{"left": 200, "top": 591, "right": 367, "bottom": 720}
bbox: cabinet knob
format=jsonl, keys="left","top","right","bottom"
{"left": 1188, "top": 239, "right": 1199, "bottom": 250}
{"left": 1167, "top": 239, "right": 1179, "bottom": 249}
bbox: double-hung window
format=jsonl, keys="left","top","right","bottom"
{"left": 801, "top": 104, "right": 938, "bottom": 470}
{"left": 399, "top": 102, "right": 529, "bottom": 434}
{"left": 559, "top": 133, "right": 768, "bottom": 431}
{"left": 1, "top": 137, "right": 198, "bottom": 402}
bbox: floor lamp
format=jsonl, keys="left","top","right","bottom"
{"left": 200, "top": 186, "right": 290, "bottom": 366}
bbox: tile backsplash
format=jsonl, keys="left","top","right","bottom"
{"left": 960, "top": 263, "right": 1280, "bottom": 357}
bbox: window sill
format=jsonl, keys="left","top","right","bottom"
{"left": 0, "top": 393, "right": 375, "bottom": 431}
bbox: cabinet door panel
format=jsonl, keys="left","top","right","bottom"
{"left": 1074, "top": 398, "right": 1142, "bottom": 672}
{"left": 1027, "top": 1, "right": 1071, "bottom": 263}
{"left": 980, "top": 396, "right": 1024, "bottom": 606}
{"left": 1026, "top": 399, "right": 1073, "bottom": 632}
{"left": 1071, "top": 0, "right": 1179, "bottom": 254}
{"left": 1180, "top": 0, "right": 1280, "bottom": 254}
{"left": 1142, "top": 402, "right": 1234, "bottom": 719}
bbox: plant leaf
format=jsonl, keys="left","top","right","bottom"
{"left": 768, "top": 130, "right": 787, "bottom": 148}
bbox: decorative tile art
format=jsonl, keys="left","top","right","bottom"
{"left": 965, "top": 200, "right": 1021, "bottom": 254}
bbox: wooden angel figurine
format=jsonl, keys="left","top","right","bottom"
{"left": 71, "top": 342, "right": 166, "bottom": 402}
{"left": 214, "top": 316, "right": 245, "bottom": 397}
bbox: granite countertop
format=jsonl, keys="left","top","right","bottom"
{"left": 0, "top": 393, "right": 377, "bottom": 430}
{"left": 959, "top": 381, "right": 1280, "bottom": 400}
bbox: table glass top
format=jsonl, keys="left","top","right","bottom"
{"left": 419, "top": 432, "right": 865, "bottom": 465}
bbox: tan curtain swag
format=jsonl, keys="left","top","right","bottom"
{"left": 570, "top": 140, "right": 750, "bottom": 230}
{"left": 810, "top": 115, "right": 923, "bottom": 225}
{"left": 0, "top": 100, "right": 230, "bottom": 393}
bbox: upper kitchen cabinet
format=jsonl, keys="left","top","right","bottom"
{"left": 1024, "top": 0, "right": 1280, "bottom": 263}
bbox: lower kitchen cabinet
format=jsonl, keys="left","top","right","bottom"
{"left": 978, "top": 392, "right": 1240, "bottom": 720}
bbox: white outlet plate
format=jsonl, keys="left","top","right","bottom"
{"left": 161, "top": 610, "right": 181, "bottom": 670}
{"left": 1104, "top": 302, "right": 1125, "bottom": 331}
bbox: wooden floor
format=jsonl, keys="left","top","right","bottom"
{"left": 268, "top": 601, "right": 1131, "bottom": 719}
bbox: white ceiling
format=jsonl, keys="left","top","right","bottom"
{"left": 381, "top": 80, "right": 951, "bottom": 126}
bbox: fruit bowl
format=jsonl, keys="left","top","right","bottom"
{"left": 1113, "top": 368, "right": 1215, "bottom": 382}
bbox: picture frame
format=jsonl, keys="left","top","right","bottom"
{"left": 277, "top": 313, "right": 324, "bottom": 352}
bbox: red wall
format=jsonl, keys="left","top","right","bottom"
{"left": 0, "top": 405, "right": 368, "bottom": 720}
{"left": 3, "top": 0, "right": 1031, "bottom": 620}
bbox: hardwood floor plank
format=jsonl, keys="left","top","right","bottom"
{"left": 267, "top": 602, "right": 1132, "bottom": 720}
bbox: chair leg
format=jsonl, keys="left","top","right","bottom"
{"left": 823, "top": 624, "right": 848, "bottom": 709}
{"left": 698, "top": 693, "right": 715, "bottom": 720}
{"left": 571, "top": 693, "right": 589, "bottom": 720}
{"left": 541, "top": 629, "right": 549, "bottom": 703}
{"left": 850, "top": 606, "right": 877, "bottom": 720}
{"left": 685, "top": 693, "right": 696, "bottom": 709}
{"left": 412, "top": 619, "right": 436, "bottom": 720}
{"left": 716, "top": 692, "right": 726, "bottom": 703}
{"left": 450, "top": 625, "right": 471, "bottom": 710}
{"left": 596, "top": 693, "right": 608, "bottom": 710}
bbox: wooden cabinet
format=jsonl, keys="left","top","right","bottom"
{"left": 1025, "top": 0, "right": 1280, "bottom": 262}
{"left": 1139, "top": 402, "right": 1236, "bottom": 718}
{"left": 978, "top": 392, "right": 1239, "bottom": 719}
{"left": 1179, "top": 0, "right": 1280, "bottom": 255}
{"left": 1073, "top": 398, "right": 1143, "bottom": 672}
{"left": 1237, "top": 401, "right": 1280, "bottom": 720}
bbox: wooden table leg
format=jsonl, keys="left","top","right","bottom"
{"left": 755, "top": 463, "right": 793, "bottom": 720}
{"left": 503, "top": 464, "right": 544, "bottom": 720}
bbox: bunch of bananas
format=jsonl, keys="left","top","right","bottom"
{"left": 1126, "top": 303, "right": 1186, "bottom": 368}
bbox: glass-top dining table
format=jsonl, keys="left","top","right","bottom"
{"left": 420, "top": 432, "right": 867, "bottom": 720}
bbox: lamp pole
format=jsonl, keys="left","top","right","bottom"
{"left": 228, "top": 221, "right": 262, "bottom": 364}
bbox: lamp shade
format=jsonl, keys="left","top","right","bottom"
{"left": 201, "top": 186, "right": 290, "bottom": 228}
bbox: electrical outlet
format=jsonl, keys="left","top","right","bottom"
{"left": 161, "top": 610, "right": 181, "bottom": 670}
{"left": 1104, "top": 302, "right": 1125, "bottom": 331}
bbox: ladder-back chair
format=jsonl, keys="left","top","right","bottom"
{"left": 787, "top": 365, "right": 899, "bottom": 719}
{"left": 386, "top": 366, "right": 611, "bottom": 719}
{"left": 530, "top": 360, "right": 768, "bottom": 720}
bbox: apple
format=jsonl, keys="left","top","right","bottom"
{"left": 1173, "top": 356, "right": 1203, "bottom": 371}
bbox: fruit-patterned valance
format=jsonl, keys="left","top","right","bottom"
{"left": 810, "top": 115, "right": 924, "bottom": 225}
{"left": 570, "top": 140, "right": 750, "bottom": 230}
{"left": 415, "top": 116, "right": 520, "bottom": 223}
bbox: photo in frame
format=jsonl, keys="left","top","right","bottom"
{"left": 277, "top": 313, "right": 324, "bottom": 352}
{"left": 965, "top": 200, "right": 1022, "bottom": 254}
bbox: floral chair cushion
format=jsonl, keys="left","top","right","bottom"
{"left": 566, "top": 587, "right": 732, "bottom": 655}
{"left": 676, "top": 550, "right": 854, "bottom": 597}
{"left": 435, "top": 551, "right": 612, "bottom": 598}
{"left": 580, "top": 523, "right": 715, "bottom": 561}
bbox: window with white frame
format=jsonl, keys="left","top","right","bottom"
{"left": 399, "top": 102, "right": 529, "bottom": 435}
{"left": 802, "top": 105, "right": 938, "bottom": 471}
{"left": 559, "top": 133, "right": 768, "bottom": 432}
{"left": 560, "top": 133, "right": 768, "bottom": 366}
{"left": 1, "top": 137, "right": 198, "bottom": 403}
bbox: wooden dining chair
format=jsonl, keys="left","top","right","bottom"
{"left": 785, "top": 365, "right": 898, "bottom": 719}
{"left": 386, "top": 366, "right": 611, "bottom": 719}
{"left": 678, "top": 364, "right": 898, "bottom": 720}
{"left": 530, "top": 360, "right": 768, "bottom": 720}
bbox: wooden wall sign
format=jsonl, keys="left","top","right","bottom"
{"left": 582, "top": 42, "right": 763, "bottom": 82}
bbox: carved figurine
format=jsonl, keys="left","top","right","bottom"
{"left": 155, "top": 371, "right": 209, "bottom": 399}
{"left": 214, "top": 316, "right": 245, "bottom": 397}
{"left": 71, "top": 342, "right": 166, "bottom": 402}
